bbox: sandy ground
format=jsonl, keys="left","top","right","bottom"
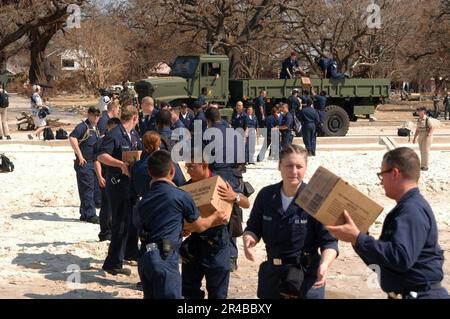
{"left": 1, "top": 95, "right": 450, "bottom": 299}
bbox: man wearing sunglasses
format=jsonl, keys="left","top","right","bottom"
{"left": 327, "top": 147, "right": 449, "bottom": 299}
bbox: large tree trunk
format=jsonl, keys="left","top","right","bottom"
{"left": 0, "top": 52, "right": 7, "bottom": 74}
{"left": 28, "top": 24, "right": 60, "bottom": 84}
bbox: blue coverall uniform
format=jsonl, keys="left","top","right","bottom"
{"left": 70, "top": 120, "right": 101, "bottom": 220}
{"left": 245, "top": 182, "right": 339, "bottom": 299}
{"left": 280, "top": 111, "right": 294, "bottom": 147}
{"left": 245, "top": 115, "right": 258, "bottom": 164}
{"left": 319, "top": 58, "right": 346, "bottom": 80}
{"left": 181, "top": 172, "right": 231, "bottom": 299}
{"left": 298, "top": 106, "right": 320, "bottom": 156}
{"left": 354, "top": 188, "right": 449, "bottom": 299}
{"left": 97, "top": 123, "right": 142, "bottom": 270}
{"left": 138, "top": 180, "right": 199, "bottom": 299}
{"left": 208, "top": 121, "right": 244, "bottom": 267}
{"left": 137, "top": 109, "right": 159, "bottom": 137}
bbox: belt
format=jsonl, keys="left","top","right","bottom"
{"left": 388, "top": 282, "right": 443, "bottom": 299}
{"left": 268, "top": 252, "right": 319, "bottom": 267}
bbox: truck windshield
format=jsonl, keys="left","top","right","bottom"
{"left": 170, "top": 57, "right": 199, "bottom": 77}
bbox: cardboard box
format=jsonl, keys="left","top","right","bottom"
{"left": 122, "top": 150, "right": 142, "bottom": 164}
{"left": 180, "top": 175, "right": 233, "bottom": 222}
{"left": 295, "top": 166, "right": 383, "bottom": 233}
{"left": 301, "top": 77, "right": 312, "bottom": 88}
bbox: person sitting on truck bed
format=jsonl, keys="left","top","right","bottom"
{"left": 316, "top": 57, "right": 349, "bottom": 80}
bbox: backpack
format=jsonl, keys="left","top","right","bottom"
{"left": 55, "top": 128, "right": 68, "bottom": 140}
{"left": 293, "top": 115, "right": 302, "bottom": 136}
{"left": 0, "top": 154, "right": 14, "bottom": 172}
{"left": 160, "top": 135, "right": 176, "bottom": 152}
{"left": 78, "top": 121, "right": 99, "bottom": 145}
{"left": 38, "top": 107, "right": 50, "bottom": 119}
{"left": 0, "top": 91, "right": 9, "bottom": 108}
{"left": 397, "top": 128, "right": 411, "bottom": 137}
{"left": 43, "top": 127, "right": 55, "bottom": 141}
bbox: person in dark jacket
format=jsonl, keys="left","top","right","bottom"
{"left": 327, "top": 147, "right": 449, "bottom": 299}
{"left": 244, "top": 144, "right": 338, "bottom": 299}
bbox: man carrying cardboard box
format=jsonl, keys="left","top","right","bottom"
{"left": 327, "top": 147, "right": 449, "bottom": 299}
{"left": 137, "top": 150, "right": 229, "bottom": 299}
{"left": 180, "top": 158, "right": 250, "bottom": 299}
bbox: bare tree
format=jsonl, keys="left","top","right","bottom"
{"left": 0, "top": 0, "right": 86, "bottom": 83}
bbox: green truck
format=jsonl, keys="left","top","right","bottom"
{"left": 134, "top": 54, "right": 390, "bottom": 136}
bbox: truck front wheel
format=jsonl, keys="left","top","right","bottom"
{"left": 323, "top": 105, "right": 350, "bottom": 136}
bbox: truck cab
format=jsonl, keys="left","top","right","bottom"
{"left": 134, "top": 55, "right": 229, "bottom": 106}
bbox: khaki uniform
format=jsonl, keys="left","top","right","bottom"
{"left": 417, "top": 116, "right": 433, "bottom": 169}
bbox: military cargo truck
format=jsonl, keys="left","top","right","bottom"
{"left": 134, "top": 54, "right": 390, "bottom": 136}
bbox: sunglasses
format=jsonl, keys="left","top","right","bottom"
{"left": 377, "top": 168, "right": 394, "bottom": 181}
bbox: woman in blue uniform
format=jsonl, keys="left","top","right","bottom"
{"left": 245, "top": 106, "right": 258, "bottom": 164}
{"left": 243, "top": 144, "right": 338, "bottom": 299}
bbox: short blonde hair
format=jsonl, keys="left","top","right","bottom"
{"left": 120, "top": 105, "right": 138, "bottom": 121}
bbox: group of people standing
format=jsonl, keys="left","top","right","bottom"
{"left": 64, "top": 79, "right": 448, "bottom": 300}
{"left": 232, "top": 87, "right": 327, "bottom": 159}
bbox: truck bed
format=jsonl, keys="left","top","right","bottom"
{"left": 229, "top": 78, "right": 390, "bottom": 102}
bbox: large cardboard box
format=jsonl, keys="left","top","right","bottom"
{"left": 295, "top": 166, "right": 383, "bottom": 233}
{"left": 301, "top": 77, "right": 312, "bottom": 88}
{"left": 180, "top": 175, "right": 233, "bottom": 222}
{"left": 122, "top": 150, "right": 142, "bottom": 164}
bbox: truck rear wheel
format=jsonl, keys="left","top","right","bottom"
{"left": 323, "top": 105, "right": 350, "bottom": 136}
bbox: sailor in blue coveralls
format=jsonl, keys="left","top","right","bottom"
{"left": 180, "top": 159, "right": 249, "bottom": 299}
{"left": 278, "top": 104, "right": 294, "bottom": 148}
{"left": 137, "top": 96, "right": 159, "bottom": 136}
{"left": 196, "top": 87, "right": 208, "bottom": 107}
{"left": 254, "top": 90, "right": 267, "bottom": 128}
{"left": 205, "top": 107, "right": 249, "bottom": 271}
{"left": 69, "top": 106, "right": 102, "bottom": 224}
{"left": 243, "top": 145, "right": 338, "bottom": 299}
{"left": 258, "top": 106, "right": 280, "bottom": 161}
{"left": 94, "top": 117, "right": 121, "bottom": 241}
{"left": 298, "top": 98, "right": 320, "bottom": 156}
{"left": 311, "top": 87, "right": 327, "bottom": 136}
{"left": 96, "top": 105, "right": 142, "bottom": 276}
{"left": 317, "top": 57, "right": 347, "bottom": 80}
{"left": 155, "top": 109, "right": 174, "bottom": 151}
{"left": 137, "top": 150, "right": 228, "bottom": 299}
{"left": 190, "top": 102, "right": 208, "bottom": 134}
{"left": 179, "top": 103, "right": 194, "bottom": 129}
{"left": 131, "top": 131, "right": 186, "bottom": 200}
{"left": 327, "top": 147, "right": 450, "bottom": 299}
{"left": 97, "top": 100, "right": 120, "bottom": 136}
{"left": 288, "top": 89, "right": 302, "bottom": 115}
{"left": 245, "top": 106, "right": 258, "bottom": 164}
